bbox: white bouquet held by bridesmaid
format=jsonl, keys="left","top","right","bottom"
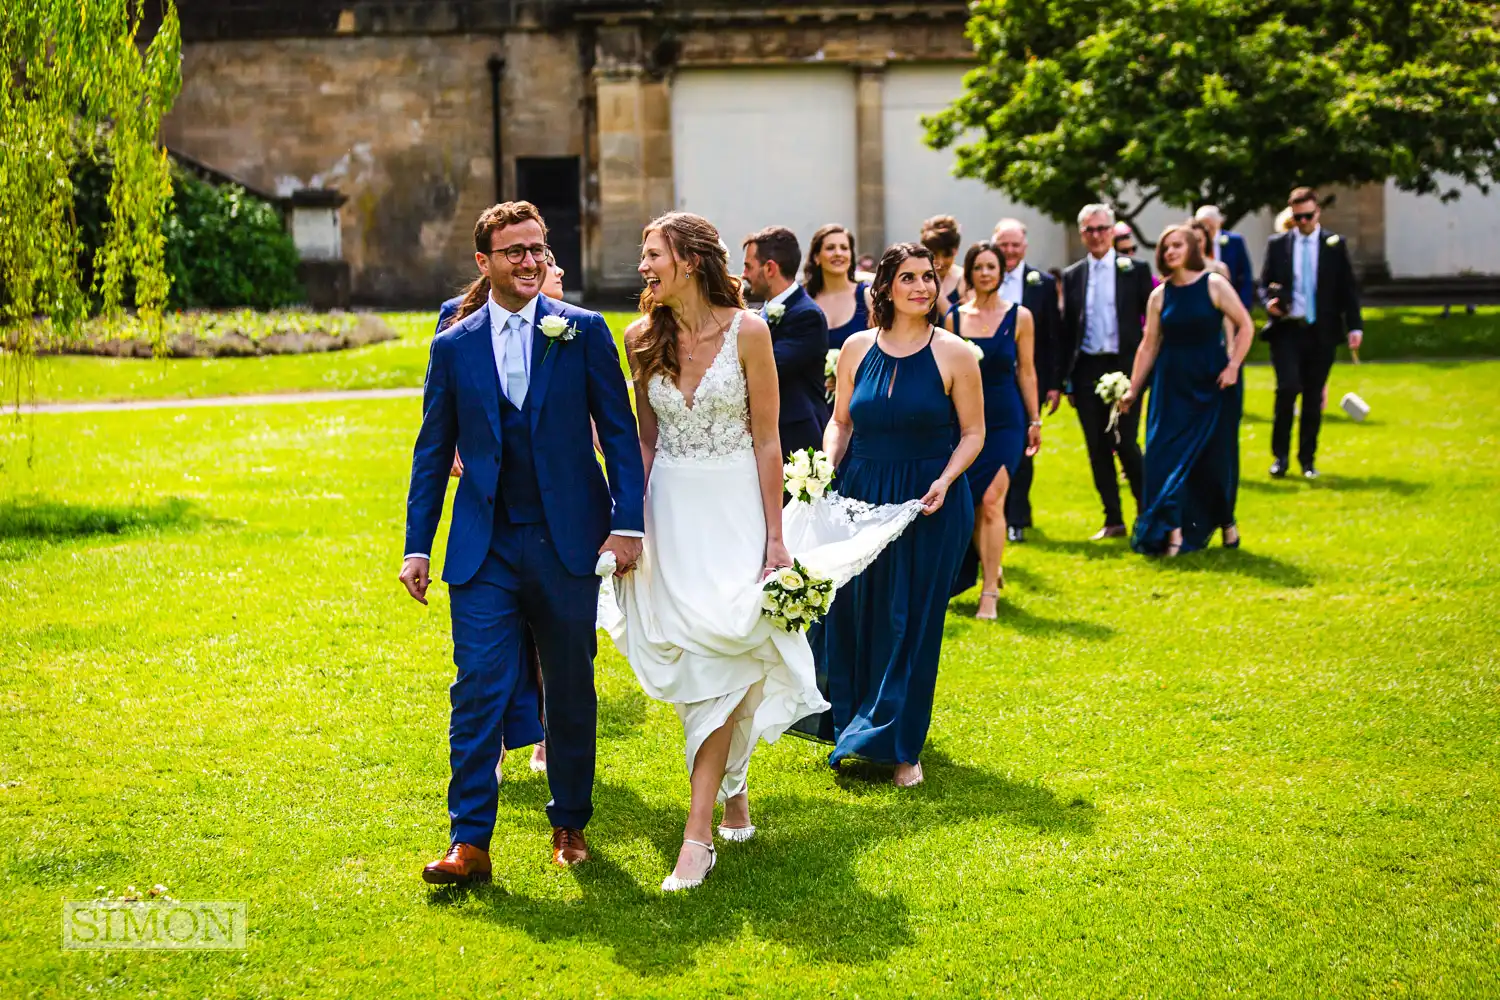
{"left": 824, "top": 348, "right": 840, "bottom": 403}
{"left": 784, "top": 447, "right": 835, "bottom": 503}
{"left": 1096, "top": 371, "right": 1131, "bottom": 435}
{"left": 760, "top": 560, "right": 835, "bottom": 633}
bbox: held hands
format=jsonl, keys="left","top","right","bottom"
{"left": 1025, "top": 423, "right": 1042, "bottom": 456}
{"left": 1217, "top": 364, "right": 1240, "bottom": 389}
{"left": 1045, "top": 389, "right": 1062, "bottom": 415}
{"left": 599, "top": 534, "right": 643, "bottom": 577}
{"left": 399, "top": 556, "right": 431, "bottom": 605}
{"left": 761, "top": 538, "right": 793, "bottom": 580}
{"left": 919, "top": 478, "right": 950, "bottom": 515}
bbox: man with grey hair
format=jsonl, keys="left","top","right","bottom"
{"left": 1194, "top": 205, "right": 1255, "bottom": 308}
{"left": 992, "top": 216, "right": 1061, "bottom": 542}
{"left": 1060, "top": 203, "right": 1154, "bottom": 539}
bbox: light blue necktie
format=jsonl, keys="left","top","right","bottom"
{"left": 1299, "top": 237, "right": 1317, "bottom": 325}
{"left": 502, "top": 314, "right": 528, "bottom": 407}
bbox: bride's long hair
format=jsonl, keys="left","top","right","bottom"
{"left": 631, "top": 212, "right": 745, "bottom": 386}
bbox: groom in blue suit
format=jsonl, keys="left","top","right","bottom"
{"left": 401, "top": 202, "right": 645, "bottom": 884}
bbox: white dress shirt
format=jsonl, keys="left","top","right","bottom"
{"left": 1000, "top": 261, "right": 1026, "bottom": 306}
{"left": 1290, "top": 226, "right": 1320, "bottom": 321}
{"left": 765, "top": 281, "right": 799, "bottom": 312}
{"left": 1082, "top": 250, "right": 1119, "bottom": 355}
{"left": 404, "top": 293, "right": 640, "bottom": 560}
{"left": 488, "top": 295, "right": 537, "bottom": 402}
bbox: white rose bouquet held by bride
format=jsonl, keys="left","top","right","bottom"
{"left": 1095, "top": 371, "right": 1132, "bottom": 435}
{"left": 783, "top": 447, "right": 835, "bottom": 504}
{"left": 760, "top": 560, "right": 835, "bottom": 633}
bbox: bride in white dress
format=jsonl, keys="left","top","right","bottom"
{"left": 598, "top": 213, "right": 919, "bottom": 892}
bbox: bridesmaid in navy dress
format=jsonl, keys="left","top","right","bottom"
{"left": 945, "top": 242, "right": 1042, "bottom": 619}
{"left": 822, "top": 243, "right": 985, "bottom": 787}
{"left": 1121, "top": 223, "right": 1255, "bottom": 555}
{"left": 804, "top": 223, "right": 873, "bottom": 350}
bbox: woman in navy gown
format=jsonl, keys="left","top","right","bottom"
{"left": 945, "top": 242, "right": 1041, "bottom": 619}
{"left": 822, "top": 243, "right": 985, "bottom": 787}
{"left": 1121, "top": 223, "right": 1255, "bottom": 555}
{"left": 805, "top": 224, "right": 873, "bottom": 350}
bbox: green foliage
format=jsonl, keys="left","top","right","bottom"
{"left": 161, "top": 172, "right": 303, "bottom": 310}
{"left": 927, "top": 0, "right": 1500, "bottom": 230}
{"left": 0, "top": 0, "right": 182, "bottom": 345}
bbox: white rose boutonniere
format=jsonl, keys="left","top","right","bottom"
{"left": 538, "top": 314, "right": 577, "bottom": 360}
{"left": 1116, "top": 257, "right": 1133, "bottom": 272}
{"left": 1217, "top": 234, "right": 1229, "bottom": 247}
{"left": 1326, "top": 234, "right": 1341, "bottom": 247}
{"left": 765, "top": 302, "right": 786, "bottom": 324}
{"left": 1025, "top": 270, "right": 1043, "bottom": 286}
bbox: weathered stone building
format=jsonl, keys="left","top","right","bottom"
{"left": 162, "top": 1, "right": 1498, "bottom": 308}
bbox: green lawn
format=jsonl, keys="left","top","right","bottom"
{"left": 15, "top": 306, "right": 1498, "bottom": 405}
{"left": 1, "top": 356, "right": 1496, "bottom": 998}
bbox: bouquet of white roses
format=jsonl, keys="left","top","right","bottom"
{"left": 761, "top": 559, "right": 835, "bottom": 633}
{"left": 784, "top": 447, "right": 835, "bottom": 503}
{"left": 1095, "top": 371, "right": 1131, "bottom": 434}
{"left": 962, "top": 339, "right": 985, "bottom": 363}
{"left": 825, "top": 348, "right": 840, "bottom": 403}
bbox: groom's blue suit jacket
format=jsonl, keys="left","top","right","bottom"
{"left": 405, "top": 296, "right": 645, "bottom": 583}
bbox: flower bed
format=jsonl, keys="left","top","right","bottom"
{"left": 32, "top": 310, "right": 396, "bottom": 359}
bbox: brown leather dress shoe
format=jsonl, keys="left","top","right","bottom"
{"left": 1089, "top": 524, "right": 1127, "bottom": 540}
{"left": 422, "top": 842, "right": 491, "bottom": 885}
{"left": 551, "top": 827, "right": 589, "bottom": 866}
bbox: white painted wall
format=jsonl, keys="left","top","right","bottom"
{"left": 670, "top": 68, "right": 858, "bottom": 273}
{"left": 1385, "top": 178, "right": 1500, "bottom": 278}
{"left": 881, "top": 65, "right": 1070, "bottom": 270}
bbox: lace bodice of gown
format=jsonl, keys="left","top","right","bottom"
{"left": 647, "top": 310, "right": 754, "bottom": 462}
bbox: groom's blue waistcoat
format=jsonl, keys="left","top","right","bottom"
{"left": 404, "top": 296, "right": 645, "bottom": 583}
{"left": 495, "top": 392, "right": 544, "bottom": 524}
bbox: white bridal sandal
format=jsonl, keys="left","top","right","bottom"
{"left": 717, "top": 823, "right": 756, "bottom": 843}
{"left": 661, "top": 839, "right": 716, "bottom": 892}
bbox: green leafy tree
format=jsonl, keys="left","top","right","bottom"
{"left": 926, "top": 0, "right": 1500, "bottom": 234}
{"left": 0, "top": 0, "right": 181, "bottom": 383}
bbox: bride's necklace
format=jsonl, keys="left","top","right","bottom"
{"left": 683, "top": 313, "right": 728, "bottom": 362}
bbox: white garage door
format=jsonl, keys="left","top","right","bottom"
{"left": 672, "top": 69, "right": 858, "bottom": 274}
{"left": 1386, "top": 177, "right": 1500, "bottom": 278}
{"left": 882, "top": 65, "right": 1069, "bottom": 270}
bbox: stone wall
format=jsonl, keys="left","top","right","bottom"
{"left": 162, "top": 31, "right": 586, "bottom": 307}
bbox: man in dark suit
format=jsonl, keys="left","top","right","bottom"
{"left": 1259, "top": 187, "right": 1364, "bottom": 479}
{"left": 1194, "top": 205, "right": 1256, "bottom": 310}
{"left": 1062, "top": 204, "right": 1156, "bottom": 538}
{"left": 742, "top": 226, "right": 830, "bottom": 459}
{"left": 992, "top": 217, "right": 1061, "bottom": 542}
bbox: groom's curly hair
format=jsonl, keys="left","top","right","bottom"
{"left": 442, "top": 202, "right": 550, "bottom": 331}
{"left": 631, "top": 212, "right": 745, "bottom": 385}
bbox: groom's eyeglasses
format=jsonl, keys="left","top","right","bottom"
{"left": 1292, "top": 212, "right": 1317, "bottom": 223}
{"left": 487, "top": 243, "right": 552, "bottom": 265}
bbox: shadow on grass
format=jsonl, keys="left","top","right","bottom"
{"left": 1148, "top": 547, "right": 1315, "bottom": 588}
{"left": 432, "top": 754, "right": 1091, "bottom": 975}
{"left": 1313, "top": 474, "right": 1428, "bottom": 496}
{"left": 1028, "top": 536, "right": 1131, "bottom": 561}
{"left": 0, "top": 496, "right": 199, "bottom": 541}
{"left": 946, "top": 597, "right": 1115, "bottom": 642}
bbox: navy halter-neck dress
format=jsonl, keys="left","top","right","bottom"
{"left": 823, "top": 330, "right": 974, "bottom": 766}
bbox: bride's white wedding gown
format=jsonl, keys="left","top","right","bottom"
{"left": 598, "top": 311, "right": 921, "bottom": 800}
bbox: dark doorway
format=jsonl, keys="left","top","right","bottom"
{"left": 516, "top": 157, "right": 582, "bottom": 294}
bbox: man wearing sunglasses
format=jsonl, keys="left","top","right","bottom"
{"left": 1259, "top": 187, "right": 1364, "bottom": 480}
